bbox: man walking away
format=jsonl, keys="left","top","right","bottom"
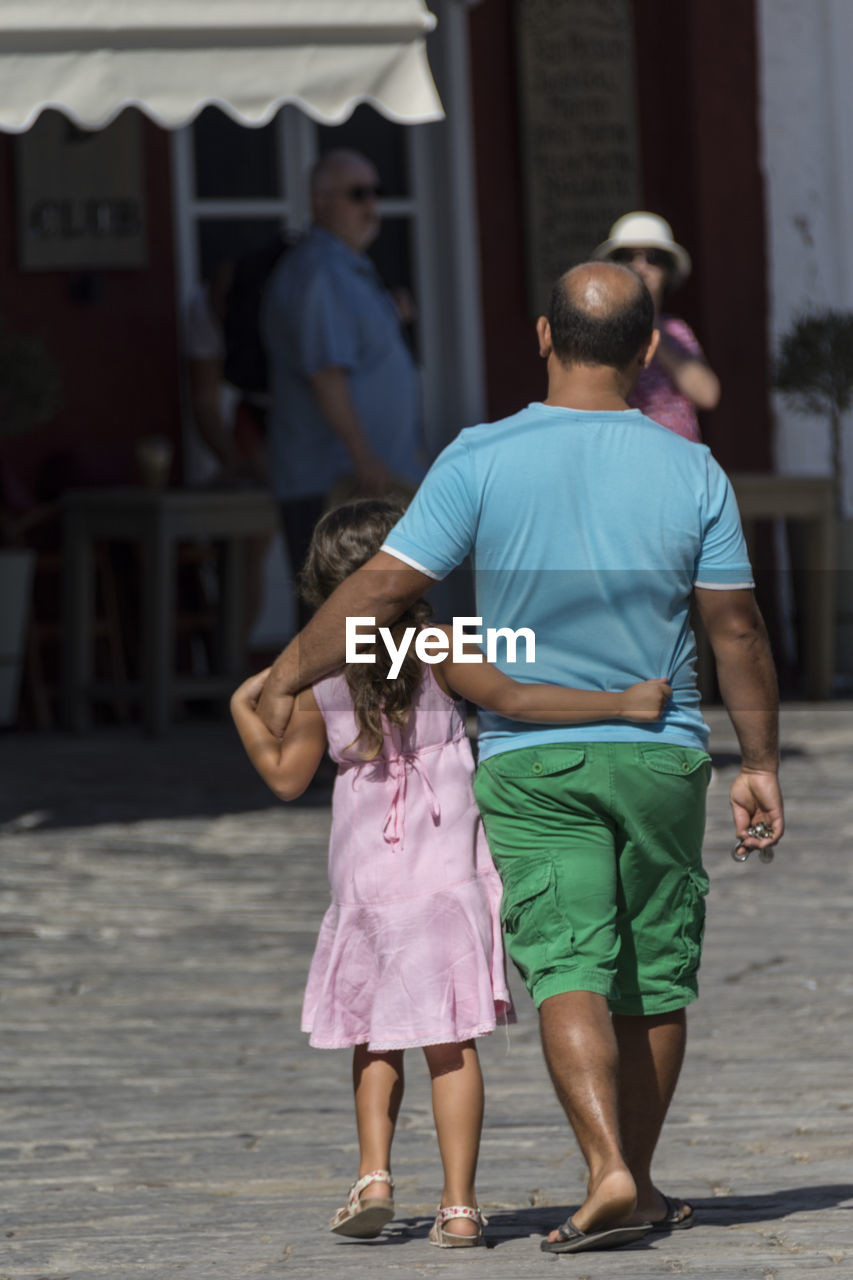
{"left": 255, "top": 262, "right": 783, "bottom": 1255}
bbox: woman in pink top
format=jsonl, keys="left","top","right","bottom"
{"left": 594, "top": 212, "right": 721, "bottom": 441}
{"left": 231, "top": 499, "right": 671, "bottom": 1249}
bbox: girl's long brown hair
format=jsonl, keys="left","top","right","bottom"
{"left": 299, "top": 499, "right": 430, "bottom": 759}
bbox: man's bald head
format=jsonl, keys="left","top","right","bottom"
{"left": 310, "top": 150, "right": 381, "bottom": 253}
{"left": 546, "top": 262, "right": 654, "bottom": 370}
{"left": 310, "top": 150, "right": 372, "bottom": 199}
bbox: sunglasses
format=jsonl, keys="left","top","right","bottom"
{"left": 343, "top": 184, "right": 383, "bottom": 203}
{"left": 609, "top": 247, "right": 674, "bottom": 269}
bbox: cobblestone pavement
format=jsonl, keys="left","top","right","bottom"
{"left": 0, "top": 703, "right": 852, "bottom": 1279}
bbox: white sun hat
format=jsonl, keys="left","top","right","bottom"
{"left": 593, "top": 212, "right": 692, "bottom": 285}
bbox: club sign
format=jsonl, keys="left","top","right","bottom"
{"left": 16, "top": 110, "right": 146, "bottom": 270}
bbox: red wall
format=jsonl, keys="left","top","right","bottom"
{"left": 467, "top": 0, "right": 771, "bottom": 472}
{"left": 0, "top": 115, "right": 181, "bottom": 513}
{"left": 632, "top": 0, "right": 771, "bottom": 471}
{"left": 468, "top": 0, "right": 547, "bottom": 421}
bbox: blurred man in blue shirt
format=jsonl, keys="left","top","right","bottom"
{"left": 261, "top": 150, "right": 424, "bottom": 614}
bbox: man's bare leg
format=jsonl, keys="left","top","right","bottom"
{"left": 613, "top": 1009, "right": 692, "bottom": 1225}
{"left": 539, "top": 991, "right": 637, "bottom": 1241}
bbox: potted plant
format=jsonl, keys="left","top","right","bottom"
{"left": 0, "top": 321, "right": 61, "bottom": 726}
{"left": 772, "top": 309, "right": 853, "bottom": 683}
{"left": 772, "top": 309, "right": 853, "bottom": 517}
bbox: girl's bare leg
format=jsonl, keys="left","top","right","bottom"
{"left": 352, "top": 1045, "right": 404, "bottom": 1199}
{"left": 423, "top": 1040, "right": 484, "bottom": 1238}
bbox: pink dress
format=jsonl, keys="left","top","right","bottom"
{"left": 301, "top": 666, "right": 513, "bottom": 1051}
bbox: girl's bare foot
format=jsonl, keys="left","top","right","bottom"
{"left": 439, "top": 1203, "right": 479, "bottom": 1238}
{"left": 429, "top": 1204, "right": 486, "bottom": 1246}
{"left": 356, "top": 1173, "right": 393, "bottom": 1206}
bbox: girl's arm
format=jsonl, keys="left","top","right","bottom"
{"left": 430, "top": 627, "right": 671, "bottom": 723}
{"left": 231, "top": 669, "right": 328, "bottom": 800}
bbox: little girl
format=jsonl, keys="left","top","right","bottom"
{"left": 231, "top": 499, "right": 671, "bottom": 1249}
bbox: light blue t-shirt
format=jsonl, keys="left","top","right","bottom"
{"left": 382, "top": 403, "right": 753, "bottom": 759}
{"left": 261, "top": 227, "right": 425, "bottom": 500}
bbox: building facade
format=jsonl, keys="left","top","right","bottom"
{"left": 1, "top": 0, "right": 845, "bottom": 663}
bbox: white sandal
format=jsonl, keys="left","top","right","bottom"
{"left": 428, "top": 1204, "right": 487, "bottom": 1248}
{"left": 329, "top": 1169, "right": 395, "bottom": 1238}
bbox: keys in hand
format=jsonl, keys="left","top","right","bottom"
{"left": 732, "top": 822, "right": 775, "bottom": 864}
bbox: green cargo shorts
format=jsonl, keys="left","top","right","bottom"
{"left": 473, "top": 741, "right": 711, "bottom": 1015}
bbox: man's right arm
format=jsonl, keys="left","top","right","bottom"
{"left": 255, "top": 552, "right": 433, "bottom": 736}
{"left": 256, "top": 430, "right": 476, "bottom": 736}
{"left": 694, "top": 586, "right": 784, "bottom": 853}
{"left": 297, "top": 261, "right": 393, "bottom": 493}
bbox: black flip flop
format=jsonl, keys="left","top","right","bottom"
{"left": 648, "top": 1194, "right": 695, "bottom": 1232}
{"left": 540, "top": 1220, "right": 652, "bottom": 1254}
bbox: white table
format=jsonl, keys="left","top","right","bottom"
{"left": 62, "top": 487, "right": 278, "bottom": 734}
{"left": 727, "top": 476, "right": 835, "bottom": 701}
{"left": 704, "top": 475, "right": 837, "bottom": 700}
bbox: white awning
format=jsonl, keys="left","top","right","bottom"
{"left": 0, "top": 0, "right": 444, "bottom": 132}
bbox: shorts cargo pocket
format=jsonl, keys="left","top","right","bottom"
{"left": 675, "top": 869, "right": 709, "bottom": 980}
{"left": 500, "top": 861, "right": 554, "bottom": 934}
{"left": 487, "top": 747, "right": 586, "bottom": 780}
{"left": 498, "top": 861, "right": 566, "bottom": 987}
{"left": 639, "top": 746, "right": 711, "bottom": 778}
